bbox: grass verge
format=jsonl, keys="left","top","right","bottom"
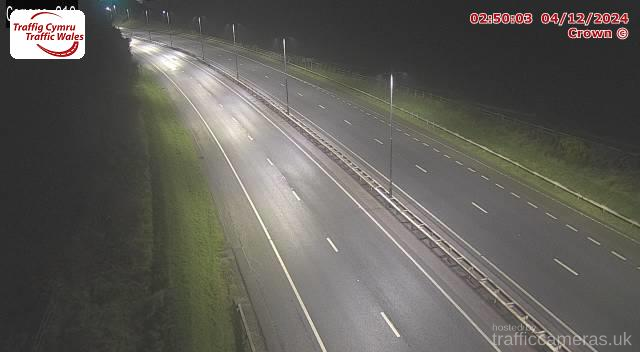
{"left": 137, "top": 68, "right": 237, "bottom": 352}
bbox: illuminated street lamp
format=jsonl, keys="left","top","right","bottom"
{"left": 282, "top": 38, "right": 290, "bottom": 114}
{"left": 232, "top": 24, "right": 239, "bottom": 79}
{"left": 126, "top": 8, "right": 129, "bottom": 20}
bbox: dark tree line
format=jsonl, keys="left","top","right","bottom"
{"left": 1, "top": 1, "right": 156, "bottom": 350}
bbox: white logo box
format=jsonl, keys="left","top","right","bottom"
{"left": 10, "top": 10, "right": 85, "bottom": 59}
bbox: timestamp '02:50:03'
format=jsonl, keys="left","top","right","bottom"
{"left": 469, "top": 12, "right": 534, "bottom": 25}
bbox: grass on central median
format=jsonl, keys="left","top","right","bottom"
{"left": 136, "top": 68, "right": 237, "bottom": 352}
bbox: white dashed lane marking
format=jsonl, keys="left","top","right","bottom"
{"left": 495, "top": 183, "right": 505, "bottom": 189}
{"left": 326, "top": 237, "right": 339, "bottom": 253}
{"left": 266, "top": 158, "right": 274, "bottom": 166}
{"left": 373, "top": 138, "right": 384, "bottom": 145}
{"left": 545, "top": 212, "right": 557, "bottom": 220}
{"left": 472, "top": 202, "right": 488, "bottom": 214}
{"left": 343, "top": 120, "right": 352, "bottom": 125}
{"left": 415, "top": 165, "right": 428, "bottom": 173}
{"left": 510, "top": 192, "right": 521, "bottom": 198}
{"left": 380, "top": 312, "right": 401, "bottom": 338}
{"left": 527, "top": 202, "right": 538, "bottom": 209}
{"left": 587, "top": 237, "right": 601, "bottom": 246}
{"left": 554, "top": 258, "right": 579, "bottom": 276}
{"left": 565, "top": 224, "right": 578, "bottom": 232}
{"left": 611, "top": 251, "right": 627, "bottom": 261}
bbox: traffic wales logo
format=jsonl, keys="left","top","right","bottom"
{"left": 10, "top": 10, "right": 85, "bottom": 59}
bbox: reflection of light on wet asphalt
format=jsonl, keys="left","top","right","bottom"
{"left": 161, "top": 54, "right": 182, "bottom": 71}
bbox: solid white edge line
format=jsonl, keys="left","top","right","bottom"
{"left": 610, "top": 251, "right": 627, "bottom": 261}
{"left": 554, "top": 258, "right": 580, "bottom": 276}
{"left": 326, "top": 237, "right": 339, "bottom": 253}
{"left": 415, "top": 165, "right": 428, "bottom": 173}
{"left": 380, "top": 311, "right": 401, "bottom": 338}
{"left": 182, "top": 58, "right": 502, "bottom": 352}
{"left": 148, "top": 61, "right": 328, "bottom": 352}
{"left": 472, "top": 202, "right": 488, "bottom": 214}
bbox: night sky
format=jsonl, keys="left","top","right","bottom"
{"left": 158, "top": 0, "right": 638, "bottom": 142}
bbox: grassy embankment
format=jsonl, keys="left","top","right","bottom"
{"left": 137, "top": 69, "right": 238, "bottom": 352}
{"left": 123, "top": 20, "right": 640, "bottom": 239}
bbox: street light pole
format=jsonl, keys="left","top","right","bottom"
{"left": 145, "top": 10, "right": 150, "bottom": 40}
{"left": 232, "top": 24, "right": 239, "bottom": 80}
{"left": 126, "top": 8, "right": 129, "bottom": 20}
{"left": 198, "top": 17, "right": 204, "bottom": 59}
{"left": 166, "top": 11, "right": 172, "bottom": 47}
{"left": 282, "top": 38, "right": 290, "bottom": 115}
{"left": 388, "top": 73, "right": 394, "bottom": 197}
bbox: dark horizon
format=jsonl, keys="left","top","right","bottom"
{"left": 142, "top": 0, "right": 638, "bottom": 144}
